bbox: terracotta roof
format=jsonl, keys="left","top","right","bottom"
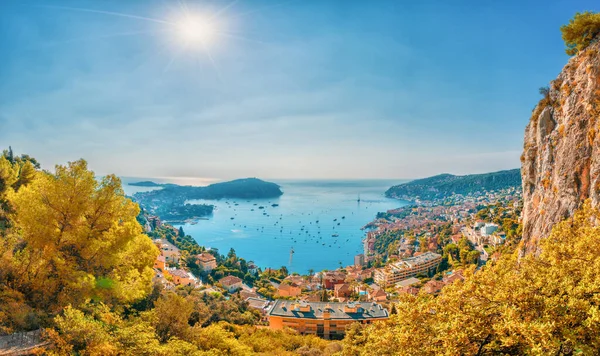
{"left": 334, "top": 283, "right": 350, "bottom": 292}
{"left": 220, "top": 275, "right": 243, "bottom": 286}
{"left": 279, "top": 283, "right": 300, "bottom": 292}
{"left": 371, "top": 289, "right": 387, "bottom": 297}
{"left": 196, "top": 252, "right": 216, "bottom": 263}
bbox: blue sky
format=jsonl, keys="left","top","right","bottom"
{"left": 0, "top": 0, "right": 597, "bottom": 179}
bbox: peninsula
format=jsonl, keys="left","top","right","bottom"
{"left": 132, "top": 177, "right": 283, "bottom": 222}
{"left": 385, "top": 169, "right": 521, "bottom": 202}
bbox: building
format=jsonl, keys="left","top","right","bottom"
{"left": 395, "top": 277, "right": 420, "bottom": 288}
{"left": 219, "top": 275, "right": 243, "bottom": 293}
{"left": 374, "top": 252, "right": 443, "bottom": 287}
{"left": 166, "top": 268, "right": 197, "bottom": 287}
{"left": 154, "top": 239, "right": 181, "bottom": 264}
{"left": 246, "top": 297, "right": 272, "bottom": 320}
{"left": 334, "top": 283, "right": 351, "bottom": 299}
{"left": 481, "top": 223, "right": 499, "bottom": 237}
{"left": 323, "top": 272, "right": 346, "bottom": 290}
{"left": 247, "top": 261, "right": 259, "bottom": 275}
{"left": 422, "top": 280, "right": 445, "bottom": 295}
{"left": 368, "top": 288, "right": 387, "bottom": 302}
{"left": 153, "top": 255, "right": 166, "bottom": 271}
{"left": 278, "top": 283, "right": 302, "bottom": 297}
{"left": 268, "top": 300, "right": 388, "bottom": 340}
{"left": 354, "top": 254, "right": 365, "bottom": 268}
{"left": 196, "top": 252, "right": 217, "bottom": 273}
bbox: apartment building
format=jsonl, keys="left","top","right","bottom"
{"left": 268, "top": 300, "right": 388, "bottom": 340}
{"left": 374, "top": 252, "right": 442, "bottom": 287}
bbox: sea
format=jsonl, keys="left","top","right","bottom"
{"left": 121, "top": 178, "right": 409, "bottom": 274}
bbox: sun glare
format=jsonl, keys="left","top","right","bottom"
{"left": 176, "top": 15, "right": 217, "bottom": 46}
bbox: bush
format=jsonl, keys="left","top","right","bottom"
{"left": 561, "top": 11, "right": 600, "bottom": 55}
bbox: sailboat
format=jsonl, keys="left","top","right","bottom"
{"left": 357, "top": 194, "right": 361, "bottom": 203}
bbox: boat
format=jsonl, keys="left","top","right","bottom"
{"left": 332, "top": 234, "right": 339, "bottom": 237}
{"left": 271, "top": 203, "right": 279, "bottom": 207}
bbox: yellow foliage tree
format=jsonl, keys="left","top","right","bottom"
{"left": 341, "top": 200, "right": 600, "bottom": 355}
{"left": 6, "top": 160, "right": 158, "bottom": 314}
{"left": 561, "top": 11, "right": 600, "bottom": 55}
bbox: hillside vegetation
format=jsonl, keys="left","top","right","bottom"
{"left": 0, "top": 152, "right": 337, "bottom": 355}
{"left": 385, "top": 169, "right": 521, "bottom": 201}
{"left": 341, "top": 200, "right": 600, "bottom": 355}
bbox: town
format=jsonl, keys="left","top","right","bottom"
{"left": 144, "top": 185, "right": 522, "bottom": 339}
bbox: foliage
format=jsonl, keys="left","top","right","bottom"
{"left": 561, "top": 11, "right": 600, "bottom": 55}
{"left": 341, "top": 200, "right": 600, "bottom": 355}
{"left": 385, "top": 169, "right": 521, "bottom": 201}
{"left": 149, "top": 225, "right": 204, "bottom": 255}
{"left": 0, "top": 159, "right": 159, "bottom": 333}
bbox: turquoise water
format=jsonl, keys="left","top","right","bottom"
{"left": 122, "top": 178, "right": 408, "bottom": 274}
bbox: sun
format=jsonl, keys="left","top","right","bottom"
{"left": 176, "top": 14, "right": 217, "bottom": 46}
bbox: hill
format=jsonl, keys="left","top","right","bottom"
{"left": 128, "top": 180, "right": 164, "bottom": 187}
{"left": 132, "top": 178, "right": 283, "bottom": 222}
{"left": 385, "top": 169, "right": 521, "bottom": 201}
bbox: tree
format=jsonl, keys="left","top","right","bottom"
{"left": 13, "top": 160, "right": 36, "bottom": 191}
{"left": 5, "top": 160, "right": 159, "bottom": 313}
{"left": 561, "top": 11, "right": 600, "bottom": 55}
{"left": 4, "top": 146, "right": 14, "bottom": 164}
{"left": 152, "top": 293, "right": 194, "bottom": 342}
{"left": 341, "top": 200, "right": 600, "bottom": 355}
{"left": 178, "top": 226, "right": 185, "bottom": 238}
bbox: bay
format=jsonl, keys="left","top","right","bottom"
{"left": 122, "top": 178, "right": 409, "bottom": 273}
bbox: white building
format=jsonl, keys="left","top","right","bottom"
{"left": 481, "top": 223, "right": 499, "bottom": 237}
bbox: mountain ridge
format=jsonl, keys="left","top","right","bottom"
{"left": 385, "top": 168, "right": 521, "bottom": 201}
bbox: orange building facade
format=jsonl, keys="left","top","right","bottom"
{"left": 268, "top": 300, "right": 388, "bottom": 340}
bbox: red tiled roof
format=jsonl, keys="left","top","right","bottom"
{"left": 196, "top": 253, "right": 216, "bottom": 263}
{"left": 220, "top": 275, "right": 243, "bottom": 286}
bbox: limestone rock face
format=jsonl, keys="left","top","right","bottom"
{"left": 521, "top": 42, "right": 600, "bottom": 252}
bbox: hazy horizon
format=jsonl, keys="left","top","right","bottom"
{"left": 2, "top": 0, "right": 597, "bottom": 179}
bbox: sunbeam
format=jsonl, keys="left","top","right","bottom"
{"left": 32, "top": 4, "right": 175, "bottom": 26}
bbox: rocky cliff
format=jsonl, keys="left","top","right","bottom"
{"left": 521, "top": 40, "right": 600, "bottom": 252}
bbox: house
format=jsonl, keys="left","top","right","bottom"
{"left": 220, "top": 275, "right": 243, "bottom": 293}
{"left": 246, "top": 297, "right": 272, "bottom": 317}
{"left": 334, "top": 283, "right": 352, "bottom": 299}
{"left": 153, "top": 255, "right": 166, "bottom": 271}
{"left": 240, "top": 288, "right": 259, "bottom": 300}
{"left": 268, "top": 301, "right": 388, "bottom": 340}
{"left": 397, "top": 286, "right": 420, "bottom": 296}
{"left": 278, "top": 283, "right": 302, "bottom": 297}
{"left": 323, "top": 272, "right": 346, "bottom": 289}
{"left": 358, "top": 268, "right": 374, "bottom": 281}
{"left": 442, "top": 271, "right": 465, "bottom": 284}
{"left": 196, "top": 252, "right": 217, "bottom": 272}
{"left": 154, "top": 239, "right": 181, "bottom": 264}
{"left": 368, "top": 288, "right": 387, "bottom": 302}
{"left": 167, "top": 268, "right": 197, "bottom": 287}
{"left": 247, "top": 261, "right": 259, "bottom": 275}
{"left": 422, "top": 280, "right": 446, "bottom": 295}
